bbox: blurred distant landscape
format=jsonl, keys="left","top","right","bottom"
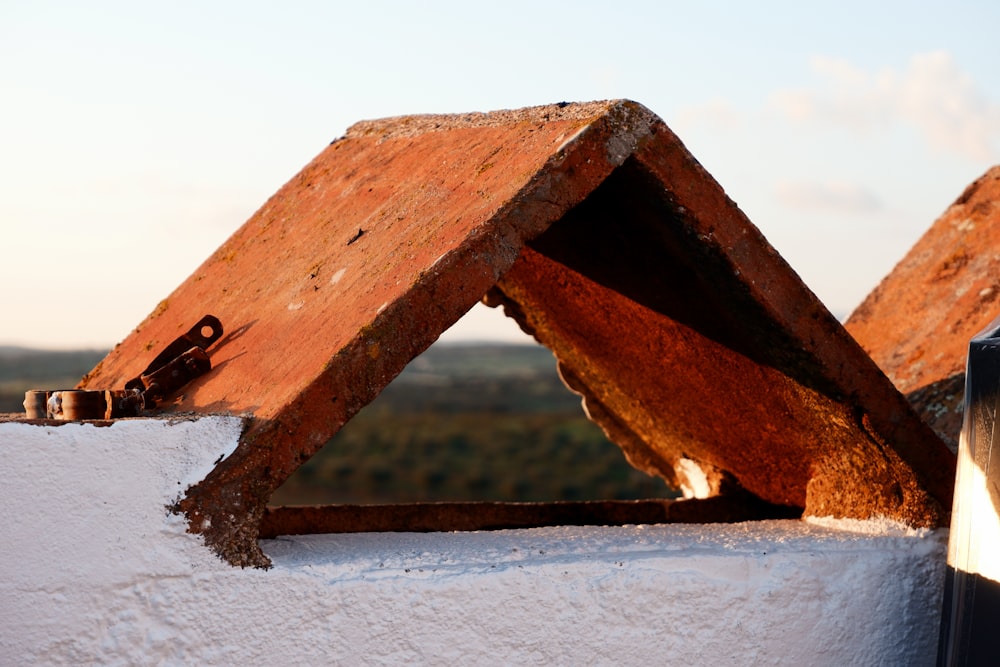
{"left": 0, "top": 346, "right": 107, "bottom": 413}
{"left": 1, "top": 342, "right": 677, "bottom": 504}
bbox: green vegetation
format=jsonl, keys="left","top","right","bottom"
{"left": 271, "top": 343, "right": 678, "bottom": 505}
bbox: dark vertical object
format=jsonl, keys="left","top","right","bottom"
{"left": 939, "top": 316, "right": 1000, "bottom": 666}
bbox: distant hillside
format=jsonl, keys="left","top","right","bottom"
{"left": 0, "top": 347, "right": 108, "bottom": 413}
{"left": 271, "top": 341, "right": 678, "bottom": 505}
{"left": 2, "top": 341, "right": 678, "bottom": 503}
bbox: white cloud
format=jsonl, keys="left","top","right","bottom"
{"left": 774, "top": 179, "right": 883, "bottom": 214}
{"left": 673, "top": 97, "right": 743, "bottom": 133}
{"left": 769, "top": 51, "right": 1000, "bottom": 162}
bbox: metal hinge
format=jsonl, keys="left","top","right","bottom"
{"left": 23, "top": 315, "right": 223, "bottom": 420}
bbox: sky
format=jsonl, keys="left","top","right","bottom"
{"left": 2, "top": 1, "right": 999, "bottom": 349}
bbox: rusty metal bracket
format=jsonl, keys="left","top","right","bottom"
{"left": 23, "top": 315, "right": 223, "bottom": 420}
{"left": 124, "top": 315, "right": 222, "bottom": 392}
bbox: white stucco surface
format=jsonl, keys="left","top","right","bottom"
{"left": 0, "top": 416, "right": 947, "bottom": 665}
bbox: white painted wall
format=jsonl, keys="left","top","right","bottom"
{"left": 0, "top": 417, "right": 947, "bottom": 665}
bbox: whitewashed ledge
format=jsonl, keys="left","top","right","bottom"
{"left": 0, "top": 416, "right": 946, "bottom": 666}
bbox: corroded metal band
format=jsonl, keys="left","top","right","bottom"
{"left": 47, "top": 390, "right": 107, "bottom": 420}
{"left": 22, "top": 390, "right": 48, "bottom": 419}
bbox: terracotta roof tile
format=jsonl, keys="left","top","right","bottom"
{"left": 846, "top": 166, "right": 1000, "bottom": 449}
{"left": 79, "top": 101, "right": 954, "bottom": 567}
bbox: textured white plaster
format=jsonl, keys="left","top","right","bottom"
{"left": 0, "top": 417, "right": 947, "bottom": 666}
{"left": 805, "top": 514, "right": 936, "bottom": 537}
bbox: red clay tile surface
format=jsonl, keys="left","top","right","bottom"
{"left": 79, "top": 101, "right": 955, "bottom": 567}
{"left": 846, "top": 166, "right": 1000, "bottom": 449}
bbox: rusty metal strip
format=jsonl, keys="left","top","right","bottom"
{"left": 259, "top": 496, "right": 802, "bottom": 537}
{"left": 25, "top": 315, "right": 222, "bottom": 420}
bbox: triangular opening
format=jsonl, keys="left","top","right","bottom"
{"left": 269, "top": 307, "right": 679, "bottom": 508}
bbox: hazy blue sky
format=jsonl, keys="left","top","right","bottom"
{"left": 3, "top": 1, "right": 999, "bottom": 347}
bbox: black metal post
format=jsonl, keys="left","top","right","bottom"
{"left": 939, "top": 317, "right": 1000, "bottom": 666}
